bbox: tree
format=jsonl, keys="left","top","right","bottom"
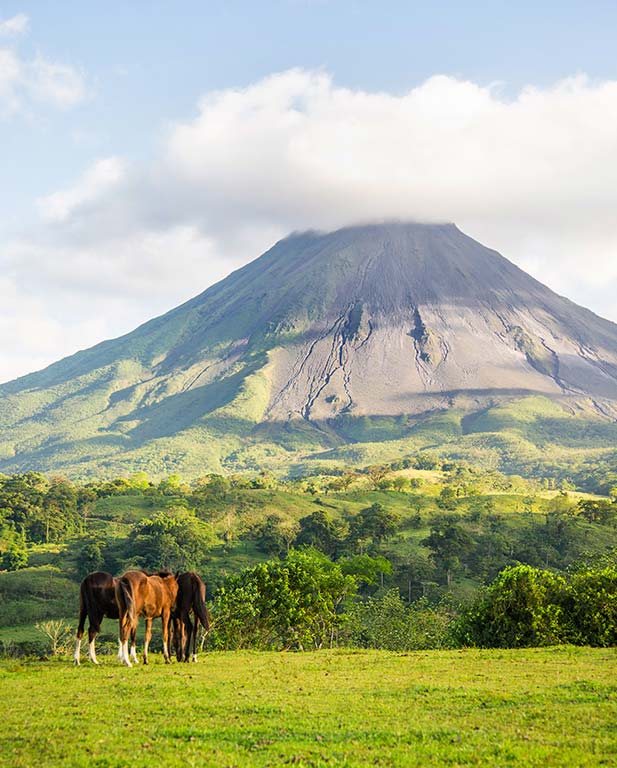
{"left": 75, "top": 540, "right": 104, "bottom": 577}
{"left": 424, "top": 518, "right": 474, "bottom": 586}
{"left": 340, "top": 554, "right": 392, "bottom": 587}
{"left": 454, "top": 565, "right": 568, "bottom": 648}
{"left": 577, "top": 499, "right": 616, "bottom": 525}
{"left": 250, "top": 515, "right": 299, "bottom": 556}
{"left": 295, "top": 510, "right": 343, "bottom": 558}
{"left": 392, "top": 476, "right": 409, "bottom": 492}
{"left": 354, "top": 503, "right": 400, "bottom": 544}
{"left": 437, "top": 487, "right": 457, "bottom": 511}
{"left": 1, "top": 541, "right": 28, "bottom": 571}
{"left": 211, "top": 549, "right": 357, "bottom": 650}
{"left": 128, "top": 509, "right": 214, "bottom": 571}
{"left": 366, "top": 465, "right": 388, "bottom": 490}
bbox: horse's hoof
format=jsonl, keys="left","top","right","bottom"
{"left": 73, "top": 659, "right": 80, "bottom": 667}
{"left": 192, "top": 655, "right": 198, "bottom": 663}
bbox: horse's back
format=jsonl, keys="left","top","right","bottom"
{"left": 119, "top": 571, "right": 177, "bottom": 619}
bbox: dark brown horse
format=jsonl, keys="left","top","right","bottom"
{"left": 115, "top": 570, "right": 178, "bottom": 666}
{"left": 74, "top": 571, "right": 137, "bottom": 666}
{"left": 172, "top": 571, "right": 211, "bottom": 662}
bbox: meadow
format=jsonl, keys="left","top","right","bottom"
{"left": 0, "top": 648, "right": 615, "bottom": 767}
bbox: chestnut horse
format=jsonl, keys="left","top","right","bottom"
{"left": 74, "top": 571, "right": 138, "bottom": 666}
{"left": 172, "top": 571, "right": 211, "bottom": 662}
{"left": 115, "top": 570, "right": 178, "bottom": 667}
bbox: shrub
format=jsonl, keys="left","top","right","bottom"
{"left": 454, "top": 565, "right": 568, "bottom": 647}
{"left": 210, "top": 549, "right": 356, "bottom": 650}
{"left": 563, "top": 566, "right": 617, "bottom": 646}
{"left": 345, "top": 590, "right": 454, "bottom": 650}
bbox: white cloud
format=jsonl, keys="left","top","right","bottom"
{"left": 27, "top": 54, "right": 86, "bottom": 107}
{"left": 0, "top": 17, "right": 86, "bottom": 116}
{"left": 3, "top": 69, "right": 617, "bottom": 381}
{"left": 0, "top": 14, "right": 29, "bottom": 36}
{"left": 38, "top": 157, "right": 127, "bottom": 222}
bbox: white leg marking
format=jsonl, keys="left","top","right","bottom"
{"left": 192, "top": 653, "right": 197, "bottom": 663}
{"left": 74, "top": 638, "right": 81, "bottom": 665}
{"left": 117, "top": 639, "right": 123, "bottom": 660}
{"left": 88, "top": 639, "right": 99, "bottom": 665}
{"left": 130, "top": 645, "right": 139, "bottom": 664}
{"left": 121, "top": 640, "right": 132, "bottom": 667}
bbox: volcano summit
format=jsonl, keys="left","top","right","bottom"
{"left": 2, "top": 221, "right": 617, "bottom": 477}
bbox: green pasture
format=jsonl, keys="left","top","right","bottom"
{"left": 0, "top": 647, "right": 615, "bottom": 767}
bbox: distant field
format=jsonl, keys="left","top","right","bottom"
{"left": 0, "top": 648, "right": 615, "bottom": 767}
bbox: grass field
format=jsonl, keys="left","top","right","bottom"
{"left": 0, "top": 648, "right": 615, "bottom": 767}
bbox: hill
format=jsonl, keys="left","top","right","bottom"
{"left": 1, "top": 221, "right": 617, "bottom": 478}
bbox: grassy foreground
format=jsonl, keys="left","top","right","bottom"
{"left": 0, "top": 648, "right": 615, "bottom": 767}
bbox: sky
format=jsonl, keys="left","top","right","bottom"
{"left": 2, "top": 1, "right": 617, "bottom": 382}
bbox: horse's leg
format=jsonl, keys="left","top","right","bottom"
{"left": 143, "top": 618, "right": 152, "bottom": 665}
{"left": 119, "top": 618, "right": 132, "bottom": 668}
{"left": 162, "top": 611, "right": 171, "bottom": 664}
{"left": 191, "top": 614, "right": 198, "bottom": 662}
{"left": 74, "top": 603, "right": 87, "bottom": 666}
{"left": 87, "top": 624, "right": 99, "bottom": 665}
{"left": 129, "top": 625, "right": 139, "bottom": 665}
{"left": 181, "top": 614, "right": 191, "bottom": 662}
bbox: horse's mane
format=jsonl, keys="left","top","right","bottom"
{"left": 139, "top": 569, "right": 175, "bottom": 578}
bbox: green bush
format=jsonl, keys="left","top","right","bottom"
{"left": 563, "top": 566, "right": 617, "bottom": 646}
{"left": 345, "top": 590, "right": 453, "bottom": 650}
{"left": 454, "top": 565, "right": 567, "bottom": 647}
{"left": 210, "top": 549, "right": 356, "bottom": 650}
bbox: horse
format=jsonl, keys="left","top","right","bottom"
{"left": 172, "top": 571, "right": 211, "bottom": 662}
{"left": 115, "top": 570, "right": 178, "bottom": 667}
{"left": 74, "top": 571, "right": 138, "bottom": 666}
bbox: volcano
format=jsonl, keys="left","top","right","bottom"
{"left": 2, "top": 221, "right": 617, "bottom": 477}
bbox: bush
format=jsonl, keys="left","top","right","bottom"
{"left": 563, "top": 566, "right": 617, "bottom": 646}
{"left": 453, "top": 564, "right": 617, "bottom": 648}
{"left": 1, "top": 544, "right": 28, "bottom": 571}
{"left": 453, "top": 565, "right": 567, "bottom": 647}
{"left": 345, "top": 590, "right": 454, "bottom": 650}
{"left": 210, "top": 549, "right": 356, "bottom": 650}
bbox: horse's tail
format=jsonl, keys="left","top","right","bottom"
{"left": 77, "top": 580, "right": 88, "bottom": 638}
{"left": 115, "top": 578, "right": 136, "bottom": 630}
{"left": 194, "top": 581, "right": 210, "bottom": 632}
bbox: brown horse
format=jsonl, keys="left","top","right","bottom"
{"left": 74, "top": 571, "right": 137, "bottom": 666}
{"left": 172, "top": 571, "right": 211, "bottom": 662}
{"left": 115, "top": 570, "right": 178, "bottom": 666}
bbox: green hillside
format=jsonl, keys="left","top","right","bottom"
{"left": 1, "top": 463, "right": 615, "bottom": 650}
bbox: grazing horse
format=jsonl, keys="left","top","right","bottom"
{"left": 115, "top": 570, "right": 178, "bottom": 667}
{"left": 74, "top": 571, "right": 138, "bottom": 666}
{"left": 172, "top": 571, "right": 211, "bottom": 662}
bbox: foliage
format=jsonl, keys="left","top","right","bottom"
{"left": 211, "top": 549, "right": 357, "bottom": 650}
{"left": 345, "top": 590, "right": 454, "bottom": 650}
{"left": 294, "top": 510, "right": 345, "bottom": 558}
{"left": 562, "top": 566, "right": 617, "bottom": 646}
{"left": 454, "top": 564, "right": 617, "bottom": 648}
{"left": 127, "top": 509, "right": 214, "bottom": 571}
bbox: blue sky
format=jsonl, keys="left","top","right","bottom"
{"left": 2, "top": 1, "right": 617, "bottom": 380}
